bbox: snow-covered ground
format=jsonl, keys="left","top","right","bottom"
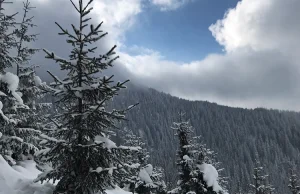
{"left": 0, "top": 155, "right": 132, "bottom": 194}
{"left": 0, "top": 154, "right": 54, "bottom": 194}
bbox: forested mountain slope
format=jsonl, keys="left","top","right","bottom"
{"left": 112, "top": 85, "right": 300, "bottom": 193}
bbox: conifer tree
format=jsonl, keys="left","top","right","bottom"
{"left": 170, "top": 113, "right": 225, "bottom": 194}
{"left": 170, "top": 113, "right": 195, "bottom": 194}
{"left": 121, "top": 128, "right": 167, "bottom": 194}
{"left": 192, "top": 136, "right": 228, "bottom": 194}
{"left": 120, "top": 128, "right": 148, "bottom": 193}
{"left": 152, "top": 167, "right": 167, "bottom": 194}
{"left": 0, "top": 0, "right": 32, "bottom": 164}
{"left": 34, "top": 0, "right": 136, "bottom": 193}
{"left": 288, "top": 167, "right": 300, "bottom": 194}
{"left": 10, "top": 0, "right": 50, "bottom": 161}
{"left": 250, "top": 159, "right": 274, "bottom": 194}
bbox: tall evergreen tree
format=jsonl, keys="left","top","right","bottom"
{"left": 0, "top": 0, "right": 32, "bottom": 165}
{"left": 10, "top": 0, "right": 50, "bottom": 161}
{"left": 34, "top": 0, "right": 136, "bottom": 193}
{"left": 170, "top": 113, "right": 195, "bottom": 194}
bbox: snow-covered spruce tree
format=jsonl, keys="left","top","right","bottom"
{"left": 192, "top": 136, "right": 228, "bottom": 194}
{"left": 151, "top": 167, "right": 167, "bottom": 194}
{"left": 0, "top": 72, "right": 26, "bottom": 164}
{"left": 169, "top": 113, "right": 225, "bottom": 194}
{"left": 170, "top": 115, "right": 195, "bottom": 194}
{"left": 250, "top": 159, "right": 274, "bottom": 194}
{"left": 288, "top": 167, "right": 300, "bottom": 194}
{"left": 120, "top": 128, "right": 167, "bottom": 194}
{"left": 135, "top": 153, "right": 167, "bottom": 194}
{"left": 10, "top": 0, "right": 51, "bottom": 161}
{"left": 120, "top": 127, "right": 147, "bottom": 192}
{"left": 34, "top": 0, "right": 136, "bottom": 193}
{"left": 0, "top": 0, "right": 33, "bottom": 164}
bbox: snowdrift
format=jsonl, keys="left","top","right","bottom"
{"left": 0, "top": 155, "right": 132, "bottom": 194}
{"left": 0, "top": 155, "right": 54, "bottom": 194}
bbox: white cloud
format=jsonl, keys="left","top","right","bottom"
{"left": 119, "top": 48, "right": 300, "bottom": 110}
{"left": 209, "top": 0, "right": 300, "bottom": 54}
{"left": 4, "top": 0, "right": 143, "bottom": 80}
{"left": 13, "top": 0, "right": 142, "bottom": 47}
{"left": 92, "top": 0, "right": 142, "bottom": 44}
{"left": 117, "top": 0, "right": 300, "bottom": 111}
{"left": 150, "top": 0, "right": 192, "bottom": 11}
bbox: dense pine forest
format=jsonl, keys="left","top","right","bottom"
{"left": 0, "top": 0, "right": 300, "bottom": 194}
{"left": 114, "top": 85, "right": 300, "bottom": 193}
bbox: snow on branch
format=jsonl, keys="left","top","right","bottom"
{"left": 198, "top": 163, "right": 225, "bottom": 193}
{"left": 89, "top": 166, "right": 117, "bottom": 176}
{"left": 0, "top": 72, "right": 26, "bottom": 106}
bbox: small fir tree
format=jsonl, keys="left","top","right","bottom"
{"left": 170, "top": 112, "right": 225, "bottom": 194}
{"left": 151, "top": 167, "right": 168, "bottom": 194}
{"left": 120, "top": 128, "right": 148, "bottom": 193}
{"left": 250, "top": 159, "right": 274, "bottom": 194}
{"left": 288, "top": 167, "right": 300, "bottom": 194}
{"left": 192, "top": 136, "right": 228, "bottom": 194}
{"left": 121, "top": 128, "right": 167, "bottom": 194}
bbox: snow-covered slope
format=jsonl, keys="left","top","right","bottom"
{"left": 0, "top": 155, "right": 132, "bottom": 194}
{"left": 0, "top": 155, "right": 54, "bottom": 194}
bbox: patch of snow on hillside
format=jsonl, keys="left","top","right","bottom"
{"left": 0, "top": 155, "right": 54, "bottom": 194}
{"left": 0, "top": 154, "right": 134, "bottom": 194}
{"left": 12, "top": 160, "right": 42, "bottom": 179}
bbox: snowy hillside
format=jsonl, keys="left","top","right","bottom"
{"left": 0, "top": 155, "right": 54, "bottom": 194}
{"left": 0, "top": 155, "right": 132, "bottom": 194}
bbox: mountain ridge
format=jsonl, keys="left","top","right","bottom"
{"left": 112, "top": 85, "right": 300, "bottom": 193}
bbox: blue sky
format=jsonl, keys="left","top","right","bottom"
{"left": 123, "top": 0, "right": 238, "bottom": 62}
